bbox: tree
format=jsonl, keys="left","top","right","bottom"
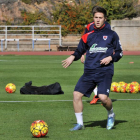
{"left": 19, "top": 0, "right": 139, "bottom": 36}
{"left": 51, "top": 0, "right": 94, "bottom": 36}
{"left": 97, "top": 0, "right": 138, "bottom": 22}
{"left": 50, "top": 0, "right": 139, "bottom": 36}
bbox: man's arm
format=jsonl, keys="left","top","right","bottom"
{"left": 62, "top": 55, "right": 75, "bottom": 68}
{"left": 104, "top": 32, "right": 123, "bottom": 63}
{"left": 72, "top": 37, "right": 87, "bottom": 61}
{"left": 111, "top": 32, "right": 123, "bottom": 62}
{"left": 100, "top": 32, "right": 123, "bottom": 65}
{"left": 62, "top": 39, "right": 87, "bottom": 68}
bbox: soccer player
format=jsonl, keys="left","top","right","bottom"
{"left": 81, "top": 7, "right": 111, "bottom": 104}
{"left": 62, "top": 6, "right": 123, "bottom": 131}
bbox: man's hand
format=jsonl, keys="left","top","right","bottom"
{"left": 62, "top": 55, "right": 75, "bottom": 68}
{"left": 100, "top": 56, "right": 112, "bottom": 65}
{"left": 80, "top": 55, "right": 85, "bottom": 64}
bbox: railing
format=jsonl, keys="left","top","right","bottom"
{"left": 0, "top": 25, "right": 61, "bottom": 51}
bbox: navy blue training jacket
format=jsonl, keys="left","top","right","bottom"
{"left": 72, "top": 23, "right": 123, "bottom": 75}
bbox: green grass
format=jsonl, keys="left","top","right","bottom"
{"left": 0, "top": 55, "right": 140, "bottom": 140}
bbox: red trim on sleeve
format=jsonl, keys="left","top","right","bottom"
{"left": 86, "top": 22, "right": 94, "bottom": 31}
{"left": 81, "top": 30, "right": 95, "bottom": 43}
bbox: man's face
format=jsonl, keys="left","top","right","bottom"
{"left": 93, "top": 12, "right": 106, "bottom": 28}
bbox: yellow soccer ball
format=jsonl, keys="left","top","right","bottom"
{"left": 111, "top": 82, "right": 118, "bottom": 92}
{"left": 118, "top": 81, "right": 125, "bottom": 86}
{"left": 129, "top": 84, "right": 139, "bottom": 94}
{"left": 30, "top": 120, "right": 48, "bottom": 138}
{"left": 116, "top": 81, "right": 126, "bottom": 93}
{"left": 5, "top": 83, "right": 16, "bottom": 93}
{"left": 126, "top": 83, "right": 139, "bottom": 94}
{"left": 120, "top": 82, "right": 127, "bottom": 93}
{"left": 131, "top": 81, "right": 139, "bottom": 87}
{"left": 115, "top": 83, "right": 121, "bottom": 93}
{"left": 126, "top": 83, "right": 131, "bottom": 93}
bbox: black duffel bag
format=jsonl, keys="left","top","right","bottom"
{"left": 20, "top": 81, "right": 64, "bottom": 95}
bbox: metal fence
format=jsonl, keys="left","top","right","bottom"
{"left": 0, "top": 25, "right": 61, "bottom": 51}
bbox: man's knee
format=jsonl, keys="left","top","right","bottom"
{"left": 98, "top": 94, "right": 108, "bottom": 104}
{"left": 73, "top": 91, "right": 83, "bottom": 100}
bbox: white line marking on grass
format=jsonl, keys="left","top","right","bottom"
{"left": 0, "top": 100, "right": 73, "bottom": 103}
{"left": 113, "top": 99, "right": 140, "bottom": 101}
{"left": 0, "top": 99, "right": 140, "bottom": 103}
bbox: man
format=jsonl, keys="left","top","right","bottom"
{"left": 62, "top": 6, "right": 123, "bottom": 131}
{"left": 81, "top": 6, "right": 111, "bottom": 105}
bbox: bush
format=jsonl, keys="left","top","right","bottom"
{"left": 50, "top": 0, "right": 139, "bottom": 36}
{"left": 51, "top": 0, "right": 94, "bottom": 36}
{"left": 97, "top": 0, "right": 138, "bottom": 22}
{"left": 18, "top": 0, "right": 140, "bottom": 36}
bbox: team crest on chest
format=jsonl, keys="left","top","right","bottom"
{"left": 103, "top": 36, "right": 108, "bottom": 40}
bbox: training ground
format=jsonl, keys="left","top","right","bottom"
{"left": 0, "top": 51, "right": 140, "bottom": 55}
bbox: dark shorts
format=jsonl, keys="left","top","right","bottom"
{"left": 74, "top": 71, "right": 113, "bottom": 97}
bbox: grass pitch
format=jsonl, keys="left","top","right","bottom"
{"left": 0, "top": 55, "right": 140, "bottom": 140}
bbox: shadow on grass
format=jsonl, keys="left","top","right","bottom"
{"left": 32, "top": 135, "right": 49, "bottom": 138}
{"left": 84, "top": 119, "right": 128, "bottom": 129}
{"left": 85, "top": 99, "right": 127, "bottom": 129}
{"left": 86, "top": 99, "right": 117, "bottom": 105}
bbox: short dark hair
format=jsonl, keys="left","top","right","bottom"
{"left": 92, "top": 6, "right": 107, "bottom": 17}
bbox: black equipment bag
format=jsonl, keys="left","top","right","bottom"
{"left": 20, "top": 81, "right": 64, "bottom": 95}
